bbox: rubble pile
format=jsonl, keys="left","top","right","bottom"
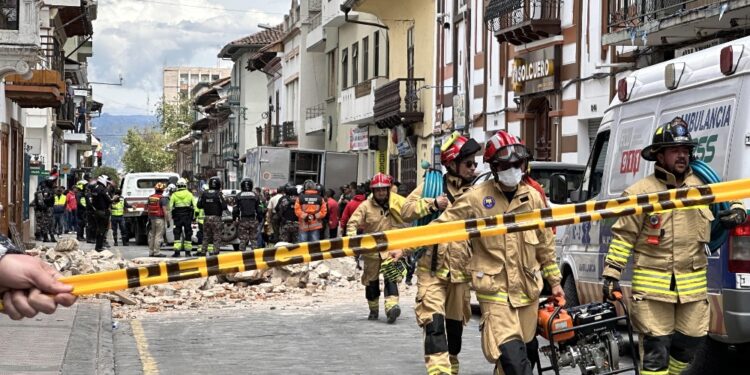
{"left": 26, "top": 238, "right": 363, "bottom": 318}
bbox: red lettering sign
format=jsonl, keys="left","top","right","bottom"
{"left": 620, "top": 149, "right": 641, "bottom": 176}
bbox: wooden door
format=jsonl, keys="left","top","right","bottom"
{"left": 0, "top": 130, "right": 9, "bottom": 235}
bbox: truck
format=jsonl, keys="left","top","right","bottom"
{"left": 119, "top": 172, "right": 179, "bottom": 245}
{"left": 244, "top": 146, "right": 359, "bottom": 191}
{"left": 549, "top": 36, "right": 750, "bottom": 368}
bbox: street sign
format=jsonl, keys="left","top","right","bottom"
{"left": 30, "top": 169, "right": 49, "bottom": 177}
{"left": 228, "top": 171, "right": 237, "bottom": 183}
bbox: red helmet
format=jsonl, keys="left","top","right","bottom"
{"left": 440, "top": 131, "right": 481, "bottom": 166}
{"left": 483, "top": 131, "right": 530, "bottom": 163}
{"left": 370, "top": 173, "right": 392, "bottom": 189}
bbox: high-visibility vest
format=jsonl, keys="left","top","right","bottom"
{"left": 194, "top": 197, "right": 204, "bottom": 224}
{"left": 54, "top": 195, "right": 67, "bottom": 206}
{"left": 111, "top": 201, "right": 124, "bottom": 217}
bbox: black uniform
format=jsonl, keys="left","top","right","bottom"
{"left": 90, "top": 183, "right": 112, "bottom": 251}
{"left": 34, "top": 183, "right": 55, "bottom": 241}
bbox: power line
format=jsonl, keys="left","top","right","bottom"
{"left": 121, "top": 0, "right": 287, "bottom": 15}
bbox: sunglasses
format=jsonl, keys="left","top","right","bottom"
{"left": 462, "top": 160, "right": 477, "bottom": 168}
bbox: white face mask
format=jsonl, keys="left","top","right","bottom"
{"left": 494, "top": 167, "right": 523, "bottom": 187}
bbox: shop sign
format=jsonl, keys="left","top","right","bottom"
{"left": 509, "top": 45, "right": 560, "bottom": 95}
{"left": 349, "top": 127, "right": 369, "bottom": 151}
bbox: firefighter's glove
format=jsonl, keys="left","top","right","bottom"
{"left": 602, "top": 276, "right": 621, "bottom": 301}
{"left": 719, "top": 207, "right": 747, "bottom": 229}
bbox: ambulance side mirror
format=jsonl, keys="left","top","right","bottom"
{"left": 549, "top": 174, "right": 569, "bottom": 204}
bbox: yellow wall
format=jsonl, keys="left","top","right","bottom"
{"left": 355, "top": 0, "right": 435, "bottom": 182}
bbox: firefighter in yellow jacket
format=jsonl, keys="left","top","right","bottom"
{"left": 434, "top": 131, "right": 563, "bottom": 375}
{"left": 346, "top": 173, "right": 408, "bottom": 323}
{"left": 601, "top": 117, "right": 746, "bottom": 375}
{"left": 400, "top": 131, "right": 480, "bottom": 375}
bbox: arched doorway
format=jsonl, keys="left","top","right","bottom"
{"left": 523, "top": 96, "right": 552, "bottom": 161}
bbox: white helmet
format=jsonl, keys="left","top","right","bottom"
{"left": 177, "top": 178, "right": 187, "bottom": 189}
{"left": 97, "top": 175, "right": 109, "bottom": 185}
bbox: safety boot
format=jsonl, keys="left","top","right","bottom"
{"left": 172, "top": 251, "right": 181, "bottom": 257}
{"left": 368, "top": 310, "right": 379, "bottom": 320}
{"left": 183, "top": 250, "right": 192, "bottom": 257}
{"left": 49, "top": 233, "right": 57, "bottom": 243}
{"left": 386, "top": 304, "right": 401, "bottom": 324}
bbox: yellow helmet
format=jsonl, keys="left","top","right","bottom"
{"left": 154, "top": 182, "right": 166, "bottom": 192}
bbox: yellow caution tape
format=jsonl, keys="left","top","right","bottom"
{"left": 3, "top": 178, "right": 750, "bottom": 310}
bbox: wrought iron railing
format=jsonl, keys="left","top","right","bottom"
{"left": 607, "top": 0, "right": 722, "bottom": 32}
{"left": 282, "top": 121, "right": 297, "bottom": 142}
{"left": 485, "top": 0, "right": 561, "bottom": 32}
{"left": 305, "top": 102, "right": 325, "bottom": 119}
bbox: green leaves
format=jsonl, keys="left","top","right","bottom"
{"left": 122, "top": 128, "right": 175, "bottom": 172}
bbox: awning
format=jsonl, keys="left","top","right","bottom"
{"left": 191, "top": 117, "right": 210, "bottom": 131}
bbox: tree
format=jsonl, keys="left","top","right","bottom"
{"left": 91, "top": 166, "right": 120, "bottom": 187}
{"left": 155, "top": 97, "right": 193, "bottom": 140}
{"left": 121, "top": 128, "right": 175, "bottom": 172}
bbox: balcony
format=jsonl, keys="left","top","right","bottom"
{"left": 485, "top": 0, "right": 561, "bottom": 45}
{"left": 309, "top": 0, "right": 321, "bottom": 12}
{"left": 5, "top": 69, "right": 65, "bottom": 108}
{"left": 604, "top": 0, "right": 750, "bottom": 46}
{"left": 340, "top": 77, "right": 388, "bottom": 125}
{"left": 305, "top": 103, "right": 326, "bottom": 134}
{"left": 56, "top": 99, "right": 77, "bottom": 131}
{"left": 281, "top": 121, "right": 298, "bottom": 145}
{"left": 63, "top": 132, "right": 88, "bottom": 144}
{"left": 306, "top": 12, "right": 326, "bottom": 52}
{"left": 323, "top": 0, "right": 358, "bottom": 28}
{"left": 373, "top": 78, "right": 425, "bottom": 129}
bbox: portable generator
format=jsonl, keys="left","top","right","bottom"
{"left": 535, "top": 297, "right": 639, "bottom": 375}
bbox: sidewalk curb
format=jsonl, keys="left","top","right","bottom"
{"left": 61, "top": 299, "right": 115, "bottom": 374}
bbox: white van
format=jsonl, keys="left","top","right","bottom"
{"left": 550, "top": 36, "right": 750, "bottom": 364}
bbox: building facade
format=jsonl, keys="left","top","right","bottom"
{"left": 162, "top": 66, "right": 231, "bottom": 105}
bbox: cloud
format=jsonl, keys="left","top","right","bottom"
{"left": 89, "top": 0, "right": 285, "bottom": 115}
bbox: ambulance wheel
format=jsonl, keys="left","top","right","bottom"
{"left": 686, "top": 338, "right": 750, "bottom": 375}
{"left": 562, "top": 273, "right": 579, "bottom": 308}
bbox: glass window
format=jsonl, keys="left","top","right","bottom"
{"left": 179, "top": 74, "right": 188, "bottom": 85}
{"left": 0, "top": 0, "right": 19, "bottom": 30}
{"left": 201, "top": 74, "right": 209, "bottom": 82}
{"left": 327, "top": 50, "right": 336, "bottom": 97}
{"left": 374, "top": 32, "right": 379, "bottom": 77}
{"left": 363, "top": 37, "right": 369, "bottom": 81}
{"left": 352, "top": 42, "right": 358, "bottom": 85}
{"left": 190, "top": 74, "right": 199, "bottom": 84}
{"left": 341, "top": 48, "right": 348, "bottom": 89}
{"left": 136, "top": 179, "right": 170, "bottom": 189}
{"left": 580, "top": 130, "right": 610, "bottom": 201}
{"left": 212, "top": 74, "right": 219, "bottom": 81}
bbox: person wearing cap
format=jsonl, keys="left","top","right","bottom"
{"left": 601, "top": 117, "right": 746, "bottom": 375}
{"left": 90, "top": 175, "right": 112, "bottom": 251}
{"left": 400, "top": 131, "right": 481, "bottom": 375}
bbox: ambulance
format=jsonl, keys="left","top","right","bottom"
{"left": 549, "top": 36, "right": 750, "bottom": 364}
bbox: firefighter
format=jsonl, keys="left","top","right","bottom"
{"left": 601, "top": 117, "right": 746, "bottom": 375}
{"left": 34, "top": 176, "right": 56, "bottom": 242}
{"left": 275, "top": 184, "right": 300, "bottom": 243}
{"left": 198, "top": 177, "right": 227, "bottom": 256}
{"left": 147, "top": 183, "right": 169, "bottom": 257}
{"left": 400, "top": 131, "right": 481, "bottom": 375}
{"left": 90, "top": 175, "right": 112, "bottom": 252}
{"left": 110, "top": 190, "right": 131, "bottom": 246}
{"left": 234, "top": 178, "right": 262, "bottom": 251}
{"left": 169, "top": 178, "right": 195, "bottom": 257}
{"left": 346, "top": 173, "right": 409, "bottom": 323}
{"left": 294, "top": 180, "right": 327, "bottom": 243}
{"left": 434, "top": 131, "right": 563, "bottom": 375}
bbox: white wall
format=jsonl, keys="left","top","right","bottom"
{"left": 238, "top": 51, "right": 269, "bottom": 152}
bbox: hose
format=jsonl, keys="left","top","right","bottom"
{"left": 418, "top": 166, "right": 444, "bottom": 227}
{"left": 690, "top": 160, "right": 729, "bottom": 251}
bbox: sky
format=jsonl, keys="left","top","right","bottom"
{"left": 89, "top": 0, "right": 290, "bottom": 116}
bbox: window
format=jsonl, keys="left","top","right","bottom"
{"left": 190, "top": 74, "right": 199, "bottom": 84}
{"left": 0, "top": 0, "right": 19, "bottom": 30}
{"left": 341, "top": 48, "right": 348, "bottom": 89}
{"left": 136, "top": 179, "right": 170, "bottom": 189}
{"left": 212, "top": 74, "right": 219, "bottom": 81}
{"left": 352, "top": 42, "right": 359, "bottom": 85}
{"left": 327, "top": 50, "right": 336, "bottom": 97}
{"left": 407, "top": 26, "right": 414, "bottom": 79}
{"left": 580, "top": 130, "right": 610, "bottom": 201}
{"left": 363, "top": 37, "right": 369, "bottom": 81}
{"left": 374, "top": 32, "right": 379, "bottom": 77}
{"left": 201, "top": 74, "right": 209, "bottom": 82}
{"left": 179, "top": 74, "right": 188, "bottom": 85}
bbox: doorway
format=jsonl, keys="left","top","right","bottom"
{"left": 524, "top": 97, "right": 552, "bottom": 161}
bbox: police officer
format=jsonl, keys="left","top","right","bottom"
{"left": 75, "top": 180, "right": 87, "bottom": 241}
{"left": 110, "top": 190, "right": 131, "bottom": 246}
{"left": 346, "top": 173, "right": 409, "bottom": 323}
{"left": 84, "top": 175, "right": 97, "bottom": 244}
{"left": 34, "top": 176, "right": 56, "bottom": 242}
{"left": 401, "top": 131, "right": 481, "bottom": 375}
{"left": 435, "top": 131, "right": 564, "bottom": 375}
{"left": 601, "top": 117, "right": 746, "bottom": 375}
{"left": 234, "top": 178, "right": 263, "bottom": 251}
{"left": 275, "top": 184, "right": 300, "bottom": 243}
{"left": 169, "top": 178, "right": 195, "bottom": 257}
{"left": 90, "top": 175, "right": 112, "bottom": 252}
{"left": 198, "top": 177, "right": 227, "bottom": 256}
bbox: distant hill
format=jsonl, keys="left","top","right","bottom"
{"left": 92, "top": 113, "right": 157, "bottom": 171}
